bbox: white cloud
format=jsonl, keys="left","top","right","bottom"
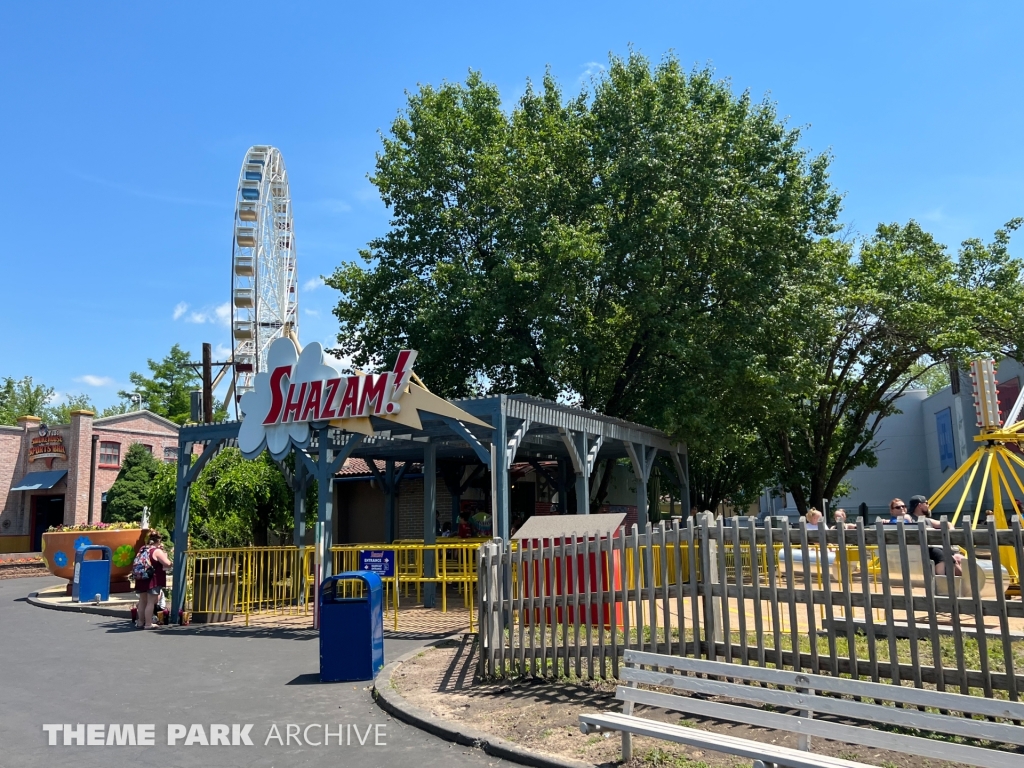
{"left": 303, "top": 276, "right": 325, "bottom": 292}
{"left": 184, "top": 302, "right": 232, "bottom": 326}
{"left": 215, "top": 343, "right": 233, "bottom": 360}
{"left": 173, "top": 302, "right": 189, "bottom": 320}
{"left": 304, "top": 308, "right": 320, "bottom": 317}
{"left": 75, "top": 375, "right": 115, "bottom": 387}
{"left": 579, "top": 61, "right": 606, "bottom": 84}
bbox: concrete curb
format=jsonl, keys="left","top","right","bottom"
{"left": 27, "top": 590, "right": 133, "bottom": 619}
{"left": 374, "top": 639, "right": 595, "bottom": 768}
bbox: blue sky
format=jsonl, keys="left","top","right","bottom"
{"left": 1, "top": 2, "right": 1021, "bottom": 411}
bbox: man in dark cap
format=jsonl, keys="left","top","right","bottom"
{"left": 907, "top": 494, "right": 962, "bottom": 576}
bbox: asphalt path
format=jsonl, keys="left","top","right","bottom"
{"left": 0, "top": 576, "right": 508, "bottom": 768}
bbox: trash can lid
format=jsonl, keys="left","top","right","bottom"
{"left": 74, "top": 544, "right": 112, "bottom": 561}
{"left": 322, "top": 570, "right": 384, "bottom": 593}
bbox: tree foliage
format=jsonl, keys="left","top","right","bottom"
{"left": 105, "top": 443, "right": 161, "bottom": 523}
{"left": 768, "top": 219, "right": 1024, "bottom": 512}
{"left": 328, "top": 51, "right": 841, "bottom": 508}
{"left": 148, "top": 448, "right": 293, "bottom": 547}
{"left": 46, "top": 393, "right": 97, "bottom": 424}
{"left": 121, "top": 344, "right": 199, "bottom": 424}
{"left": 0, "top": 376, "right": 96, "bottom": 425}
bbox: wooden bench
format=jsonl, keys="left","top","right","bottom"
{"left": 579, "top": 650, "right": 1024, "bottom": 768}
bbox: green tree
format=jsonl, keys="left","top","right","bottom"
{"left": 328, "top": 51, "right": 840, "bottom": 506}
{"left": 121, "top": 344, "right": 199, "bottom": 424}
{"left": 45, "top": 393, "right": 96, "bottom": 424}
{"left": 768, "top": 219, "right": 1024, "bottom": 513}
{"left": 99, "top": 400, "right": 134, "bottom": 417}
{"left": 148, "top": 448, "right": 293, "bottom": 547}
{"left": 0, "top": 376, "right": 54, "bottom": 424}
{"left": 105, "top": 443, "right": 161, "bottom": 523}
{"left": 148, "top": 460, "right": 178, "bottom": 532}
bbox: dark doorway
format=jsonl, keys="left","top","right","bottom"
{"left": 511, "top": 481, "right": 536, "bottom": 528}
{"left": 31, "top": 495, "right": 65, "bottom": 551}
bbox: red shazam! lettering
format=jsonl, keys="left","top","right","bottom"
{"left": 320, "top": 378, "right": 341, "bottom": 419}
{"left": 300, "top": 380, "right": 323, "bottom": 421}
{"left": 264, "top": 367, "right": 290, "bottom": 424}
{"left": 282, "top": 382, "right": 307, "bottom": 423}
{"left": 359, "top": 374, "right": 389, "bottom": 416}
{"left": 337, "top": 376, "right": 361, "bottom": 418}
{"left": 258, "top": 349, "right": 419, "bottom": 427}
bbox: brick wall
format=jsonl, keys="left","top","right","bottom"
{"left": 0, "top": 411, "right": 180, "bottom": 539}
{"left": 0, "top": 426, "right": 25, "bottom": 537}
{"left": 396, "top": 476, "right": 453, "bottom": 540}
{"left": 65, "top": 411, "right": 93, "bottom": 525}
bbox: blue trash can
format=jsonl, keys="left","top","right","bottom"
{"left": 319, "top": 571, "right": 385, "bottom": 682}
{"left": 72, "top": 545, "right": 112, "bottom": 603}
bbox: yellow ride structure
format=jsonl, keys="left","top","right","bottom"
{"left": 927, "top": 359, "right": 1022, "bottom": 592}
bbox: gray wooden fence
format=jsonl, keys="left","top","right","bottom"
{"left": 477, "top": 514, "right": 1024, "bottom": 698}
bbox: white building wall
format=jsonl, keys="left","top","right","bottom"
{"left": 834, "top": 388, "right": 931, "bottom": 516}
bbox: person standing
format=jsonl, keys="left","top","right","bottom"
{"left": 134, "top": 531, "right": 172, "bottom": 629}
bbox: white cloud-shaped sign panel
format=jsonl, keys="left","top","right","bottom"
{"left": 238, "top": 338, "right": 420, "bottom": 460}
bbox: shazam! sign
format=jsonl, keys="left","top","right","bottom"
{"left": 238, "top": 338, "right": 487, "bottom": 460}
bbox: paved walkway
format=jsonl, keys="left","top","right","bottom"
{"left": 1, "top": 576, "right": 506, "bottom": 768}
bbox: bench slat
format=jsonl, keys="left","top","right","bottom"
{"left": 615, "top": 686, "right": 1021, "bottom": 768}
{"left": 619, "top": 670, "right": 1024, "bottom": 747}
{"left": 580, "top": 712, "right": 871, "bottom": 768}
{"left": 623, "top": 649, "right": 1024, "bottom": 721}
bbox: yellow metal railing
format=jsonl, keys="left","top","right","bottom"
{"left": 331, "top": 540, "right": 483, "bottom": 632}
{"left": 184, "top": 540, "right": 486, "bottom": 630}
{"left": 183, "top": 546, "right": 307, "bottom": 627}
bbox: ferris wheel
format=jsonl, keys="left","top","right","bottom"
{"left": 228, "top": 146, "right": 299, "bottom": 416}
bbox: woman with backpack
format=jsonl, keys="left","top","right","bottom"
{"left": 133, "top": 531, "right": 172, "bottom": 629}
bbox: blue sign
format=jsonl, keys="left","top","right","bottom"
{"left": 936, "top": 407, "right": 956, "bottom": 472}
{"left": 358, "top": 550, "right": 395, "bottom": 578}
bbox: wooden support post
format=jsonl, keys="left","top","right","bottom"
{"left": 423, "top": 440, "right": 437, "bottom": 607}
{"left": 202, "top": 342, "right": 213, "bottom": 424}
{"left": 292, "top": 457, "right": 306, "bottom": 548}
{"left": 384, "top": 459, "right": 396, "bottom": 543}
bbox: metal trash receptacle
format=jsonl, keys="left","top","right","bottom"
{"left": 190, "top": 556, "right": 237, "bottom": 623}
{"left": 72, "top": 545, "right": 112, "bottom": 603}
{"left": 319, "top": 571, "right": 384, "bottom": 682}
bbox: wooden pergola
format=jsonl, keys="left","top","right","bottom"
{"left": 169, "top": 394, "right": 685, "bottom": 619}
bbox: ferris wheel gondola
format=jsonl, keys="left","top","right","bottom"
{"left": 227, "top": 146, "right": 299, "bottom": 415}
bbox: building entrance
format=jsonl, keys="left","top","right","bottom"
{"left": 31, "top": 495, "right": 65, "bottom": 552}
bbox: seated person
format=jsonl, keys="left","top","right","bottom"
{"left": 832, "top": 508, "right": 857, "bottom": 529}
{"left": 907, "top": 495, "right": 962, "bottom": 576}
{"left": 883, "top": 498, "right": 912, "bottom": 524}
{"left": 457, "top": 511, "right": 473, "bottom": 539}
{"left": 805, "top": 507, "right": 828, "bottom": 529}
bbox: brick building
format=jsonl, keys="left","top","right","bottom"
{"left": 0, "top": 410, "right": 180, "bottom": 553}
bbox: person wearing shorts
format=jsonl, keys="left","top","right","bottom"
{"left": 134, "top": 531, "right": 172, "bottom": 629}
